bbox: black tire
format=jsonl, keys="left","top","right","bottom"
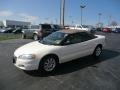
{"left": 21, "top": 33, "right": 26, "bottom": 39}
{"left": 33, "top": 34, "right": 38, "bottom": 40}
{"left": 39, "top": 56, "right": 58, "bottom": 74}
{"left": 93, "top": 45, "right": 102, "bottom": 59}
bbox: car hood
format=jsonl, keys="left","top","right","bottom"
{"left": 14, "top": 41, "right": 56, "bottom": 57}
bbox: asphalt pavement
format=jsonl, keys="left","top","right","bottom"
{"left": 0, "top": 32, "right": 120, "bottom": 90}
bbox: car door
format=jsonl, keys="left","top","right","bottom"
{"left": 78, "top": 32, "right": 97, "bottom": 56}
{"left": 58, "top": 33, "right": 88, "bottom": 63}
{"left": 26, "top": 25, "right": 40, "bottom": 37}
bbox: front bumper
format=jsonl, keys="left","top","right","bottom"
{"left": 13, "top": 56, "right": 39, "bottom": 70}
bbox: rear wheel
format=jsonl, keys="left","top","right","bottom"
{"left": 93, "top": 46, "right": 102, "bottom": 59}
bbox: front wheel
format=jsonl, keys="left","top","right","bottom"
{"left": 39, "top": 56, "right": 58, "bottom": 74}
{"left": 93, "top": 46, "right": 102, "bottom": 59}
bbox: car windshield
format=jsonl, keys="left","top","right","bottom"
{"left": 40, "top": 31, "right": 67, "bottom": 45}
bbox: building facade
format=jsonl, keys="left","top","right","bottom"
{"left": 0, "top": 20, "right": 31, "bottom": 28}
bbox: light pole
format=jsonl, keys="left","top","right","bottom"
{"left": 60, "top": 0, "right": 65, "bottom": 26}
{"left": 55, "top": 18, "right": 58, "bottom": 24}
{"left": 45, "top": 17, "right": 49, "bottom": 23}
{"left": 108, "top": 15, "right": 112, "bottom": 26}
{"left": 69, "top": 16, "right": 73, "bottom": 26}
{"left": 72, "top": 20, "right": 74, "bottom": 26}
{"left": 98, "top": 13, "right": 102, "bottom": 27}
{"left": 80, "top": 5, "right": 86, "bottom": 25}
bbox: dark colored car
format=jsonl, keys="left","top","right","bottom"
{"left": 102, "top": 28, "right": 111, "bottom": 33}
{"left": 12, "top": 28, "right": 22, "bottom": 34}
{"left": 96, "top": 28, "right": 102, "bottom": 31}
{"left": 112, "top": 28, "right": 120, "bottom": 33}
{"left": 54, "top": 24, "right": 63, "bottom": 30}
{"left": 0, "top": 29, "right": 6, "bottom": 33}
{"left": 2, "top": 28, "right": 14, "bottom": 33}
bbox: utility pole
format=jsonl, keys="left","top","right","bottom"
{"left": 45, "top": 17, "right": 49, "bottom": 23}
{"left": 69, "top": 16, "right": 72, "bottom": 26}
{"left": 60, "top": 0, "right": 65, "bottom": 26}
{"left": 98, "top": 13, "right": 102, "bottom": 27}
{"left": 72, "top": 20, "right": 74, "bottom": 25}
{"left": 108, "top": 15, "right": 112, "bottom": 26}
{"left": 98, "top": 13, "right": 102, "bottom": 23}
{"left": 80, "top": 5, "right": 86, "bottom": 25}
{"left": 55, "top": 18, "right": 58, "bottom": 24}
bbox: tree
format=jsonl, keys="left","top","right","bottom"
{"left": 110, "top": 21, "right": 118, "bottom": 26}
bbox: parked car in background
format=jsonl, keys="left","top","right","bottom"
{"left": 102, "top": 28, "right": 111, "bottom": 33}
{"left": 110, "top": 28, "right": 115, "bottom": 32}
{"left": 112, "top": 28, "right": 120, "bottom": 33}
{"left": 107, "top": 26, "right": 120, "bottom": 33}
{"left": 69, "top": 25, "right": 91, "bottom": 31}
{"left": 96, "top": 27, "right": 102, "bottom": 31}
{"left": 0, "top": 28, "right": 6, "bottom": 33}
{"left": 0, "top": 28, "right": 14, "bottom": 33}
{"left": 54, "top": 24, "right": 63, "bottom": 30}
{"left": 13, "top": 30, "right": 105, "bottom": 74}
{"left": 22, "top": 24, "right": 59, "bottom": 40}
{"left": 69, "top": 25, "right": 96, "bottom": 34}
{"left": 12, "top": 27, "right": 22, "bottom": 34}
{"left": 64, "top": 25, "right": 70, "bottom": 29}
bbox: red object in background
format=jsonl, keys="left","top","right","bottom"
{"left": 102, "top": 28, "right": 111, "bottom": 32}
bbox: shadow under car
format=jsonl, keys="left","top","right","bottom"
{"left": 24, "top": 49, "right": 120, "bottom": 77}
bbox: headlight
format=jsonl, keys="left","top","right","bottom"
{"left": 18, "top": 54, "right": 36, "bottom": 60}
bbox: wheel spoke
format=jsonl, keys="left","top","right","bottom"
{"left": 43, "top": 58, "right": 56, "bottom": 72}
{"left": 96, "top": 47, "right": 101, "bottom": 56}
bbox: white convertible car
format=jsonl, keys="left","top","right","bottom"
{"left": 13, "top": 30, "right": 105, "bottom": 73}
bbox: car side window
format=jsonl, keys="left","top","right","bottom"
{"left": 64, "top": 33, "right": 82, "bottom": 45}
{"left": 78, "top": 32, "right": 96, "bottom": 42}
{"left": 42, "top": 25, "right": 51, "bottom": 30}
